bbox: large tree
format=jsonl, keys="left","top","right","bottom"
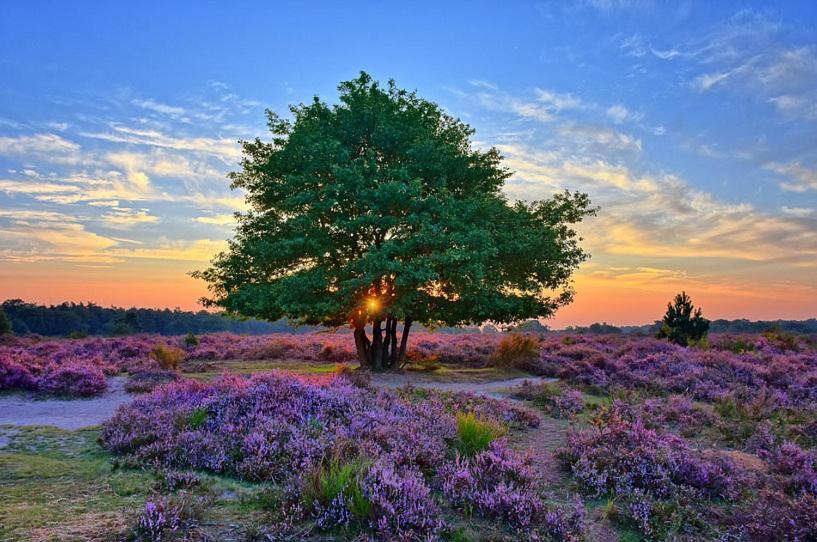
{"left": 195, "top": 72, "right": 595, "bottom": 370}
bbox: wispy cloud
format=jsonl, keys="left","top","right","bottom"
{"left": 194, "top": 213, "right": 236, "bottom": 226}
{"left": 765, "top": 162, "right": 817, "bottom": 193}
{"left": 606, "top": 104, "right": 642, "bottom": 124}
{"left": 498, "top": 142, "right": 817, "bottom": 266}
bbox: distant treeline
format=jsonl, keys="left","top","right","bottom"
{"left": 561, "top": 319, "right": 817, "bottom": 335}
{"left": 0, "top": 299, "right": 319, "bottom": 336}
{"left": 1, "top": 299, "right": 815, "bottom": 337}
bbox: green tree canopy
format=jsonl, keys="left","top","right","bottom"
{"left": 657, "top": 291, "right": 710, "bottom": 347}
{"left": 0, "top": 306, "right": 11, "bottom": 335}
{"left": 195, "top": 72, "right": 596, "bottom": 369}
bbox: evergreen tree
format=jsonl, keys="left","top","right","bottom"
{"left": 657, "top": 291, "right": 710, "bottom": 346}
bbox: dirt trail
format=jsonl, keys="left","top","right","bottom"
{"left": 0, "top": 377, "right": 131, "bottom": 430}
{"left": 372, "top": 373, "right": 557, "bottom": 399}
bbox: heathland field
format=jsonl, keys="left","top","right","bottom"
{"left": 1, "top": 330, "right": 815, "bottom": 541}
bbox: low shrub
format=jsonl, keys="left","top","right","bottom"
{"left": 101, "top": 373, "right": 455, "bottom": 538}
{"left": 404, "top": 353, "right": 442, "bottom": 372}
{"left": 396, "top": 387, "right": 540, "bottom": 429}
{"left": 39, "top": 362, "right": 107, "bottom": 396}
{"left": 129, "top": 496, "right": 200, "bottom": 542}
{"left": 156, "top": 470, "right": 200, "bottom": 492}
{"left": 492, "top": 333, "right": 540, "bottom": 369}
{"left": 734, "top": 491, "right": 817, "bottom": 541}
{"left": 0, "top": 357, "right": 37, "bottom": 390}
{"left": 150, "top": 344, "right": 185, "bottom": 371}
{"left": 333, "top": 363, "right": 371, "bottom": 388}
{"left": 442, "top": 440, "right": 585, "bottom": 539}
{"left": 182, "top": 333, "right": 199, "bottom": 348}
{"left": 765, "top": 441, "right": 817, "bottom": 495}
{"left": 317, "top": 344, "right": 355, "bottom": 363}
{"left": 558, "top": 403, "right": 739, "bottom": 537}
{"left": 125, "top": 370, "right": 179, "bottom": 394}
{"left": 515, "top": 381, "right": 585, "bottom": 418}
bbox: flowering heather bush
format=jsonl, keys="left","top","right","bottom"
{"left": 396, "top": 386, "right": 540, "bottom": 429}
{"left": 764, "top": 441, "right": 817, "bottom": 496}
{"left": 0, "top": 357, "right": 37, "bottom": 390}
{"left": 129, "top": 497, "right": 196, "bottom": 542}
{"left": 535, "top": 334, "right": 817, "bottom": 408}
{"left": 102, "top": 373, "right": 451, "bottom": 536}
{"left": 442, "top": 440, "right": 584, "bottom": 540}
{"left": 362, "top": 461, "right": 444, "bottom": 538}
{"left": 124, "top": 370, "right": 180, "bottom": 394}
{"left": 639, "top": 394, "right": 717, "bottom": 437}
{"left": 733, "top": 491, "right": 817, "bottom": 541}
{"left": 559, "top": 403, "right": 738, "bottom": 500}
{"left": 515, "top": 381, "right": 585, "bottom": 418}
{"left": 101, "top": 372, "right": 567, "bottom": 539}
{"left": 558, "top": 403, "right": 739, "bottom": 537}
{"left": 38, "top": 362, "right": 108, "bottom": 396}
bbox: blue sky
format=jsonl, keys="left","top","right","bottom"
{"left": 1, "top": 1, "right": 815, "bottom": 324}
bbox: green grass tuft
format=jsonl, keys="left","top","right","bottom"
{"left": 454, "top": 412, "right": 507, "bottom": 457}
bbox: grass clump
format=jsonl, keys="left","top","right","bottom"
{"left": 301, "top": 455, "right": 372, "bottom": 521}
{"left": 454, "top": 412, "right": 507, "bottom": 457}
{"left": 492, "top": 333, "right": 540, "bottom": 369}
{"left": 187, "top": 408, "right": 208, "bottom": 430}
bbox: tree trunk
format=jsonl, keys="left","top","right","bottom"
{"left": 354, "top": 317, "right": 412, "bottom": 371}
{"left": 388, "top": 317, "right": 399, "bottom": 368}
{"left": 398, "top": 318, "right": 412, "bottom": 368}
{"left": 382, "top": 314, "right": 393, "bottom": 369}
{"left": 371, "top": 319, "right": 383, "bottom": 371}
{"left": 353, "top": 324, "right": 370, "bottom": 365}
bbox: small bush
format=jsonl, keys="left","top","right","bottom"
{"left": 0, "top": 358, "right": 37, "bottom": 391}
{"left": 763, "top": 327, "right": 800, "bottom": 351}
{"left": 150, "top": 344, "right": 185, "bottom": 371}
{"left": 182, "top": 333, "right": 199, "bottom": 348}
{"left": 492, "top": 333, "right": 540, "bottom": 369}
{"left": 735, "top": 491, "right": 817, "bottom": 540}
{"left": 155, "top": 470, "right": 200, "bottom": 492}
{"left": 129, "top": 496, "right": 199, "bottom": 542}
{"left": 515, "top": 381, "right": 584, "bottom": 418}
{"left": 318, "top": 344, "right": 355, "bottom": 363}
{"left": 39, "top": 363, "right": 107, "bottom": 396}
{"left": 334, "top": 364, "right": 371, "bottom": 388}
{"left": 405, "top": 354, "right": 441, "bottom": 372}
{"left": 656, "top": 291, "right": 709, "bottom": 347}
{"left": 125, "top": 370, "right": 179, "bottom": 394}
{"left": 455, "top": 412, "right": 507, "bottom": 457}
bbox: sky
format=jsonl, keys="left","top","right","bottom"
{"left": 0, "top": 1, "right": 816, "bottom": 327}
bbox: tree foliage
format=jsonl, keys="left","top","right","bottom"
{"left": 195, "top": 72, "right": 596, "bottom": 369}
{"left": 0, "top": 306, "right": 11, "bottom": 335}
{"left": 657, "top": 291, "right": 710, "bottom": 346}
{"left": 0, "top": 299, "right": 302, "bottom": 336}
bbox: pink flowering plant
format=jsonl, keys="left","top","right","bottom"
{"left": 101, "top": 370, "right": 582, "bottom": 539}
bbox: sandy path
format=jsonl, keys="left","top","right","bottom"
{"left": 372, "top": 373, "right": 557, "bottom": 399}
{"left": 0, "top": 377, "right": 131, "bottom": 430}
